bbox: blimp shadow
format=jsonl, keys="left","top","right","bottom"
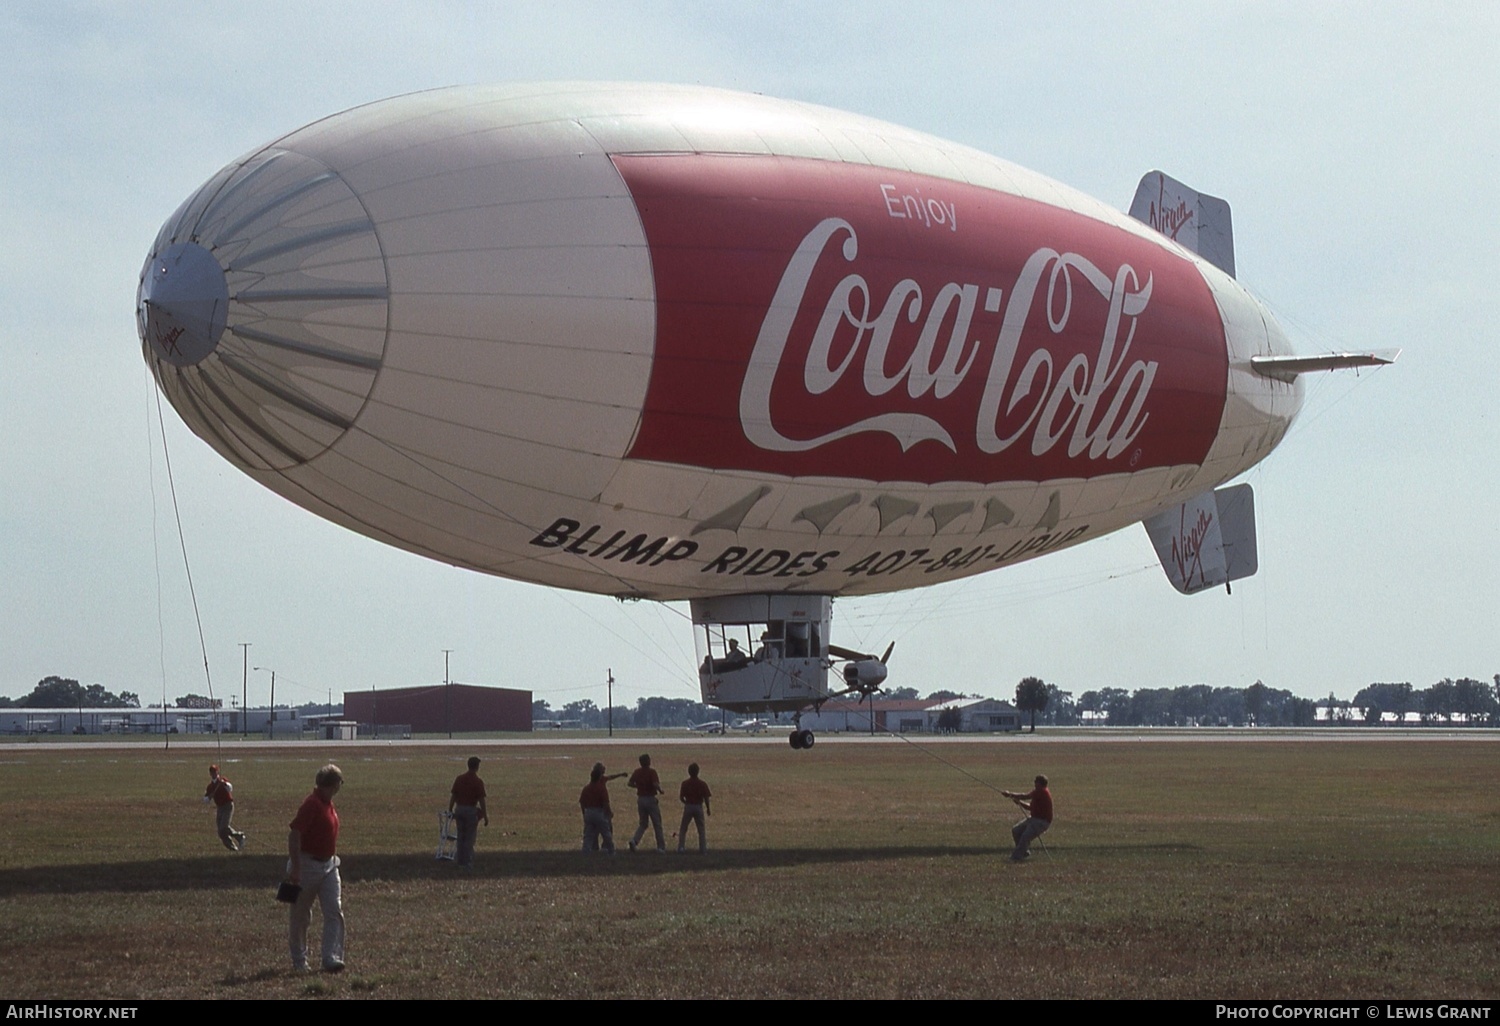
{"left": 0, "top": 843, "right": 1202, "bottom": 897}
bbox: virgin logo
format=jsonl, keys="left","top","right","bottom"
{"left": 739, "top": 217, "right": 1158, "bottom": 462}
{"left": 1171, "top": 504, "right": 1214, "bottom": 590}
{"left": 1151, "top": 198, "right": 1194, "bottom": 240}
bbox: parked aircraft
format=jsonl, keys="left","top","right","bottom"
{"left": 137, "top": 83, "right": 1392, "bottom": 749}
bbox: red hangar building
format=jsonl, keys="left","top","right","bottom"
{"left": 344, "top": 683, "right": 532, "bottom": 734}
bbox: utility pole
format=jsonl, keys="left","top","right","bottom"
{"left": 607, "top": 668, "right": 614, "bottom": 738}
{"left": 239, "top": 643, "right": 250, "bottom": 738}
{"left": 443, "top": 649, "right": 453, "bottom": 739}
{"left": 255, "top": 666, "right": 275, "bottom": 739}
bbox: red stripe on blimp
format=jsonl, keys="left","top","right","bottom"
{"left": 616, "top": 153, "right": 1227, "bottom": 486}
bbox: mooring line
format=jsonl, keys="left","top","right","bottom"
{"left": 153, "top": 386, "right": 220, "bottom": 759}
{"left": 146, "top": 374, "right": 171, "bottom": 746}
{"left": 817, "top": 694, "right": 1013, "bottom": 799}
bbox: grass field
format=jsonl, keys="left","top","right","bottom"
{"left": 0, "top": 734, "right": 1495, "bottom": 1000}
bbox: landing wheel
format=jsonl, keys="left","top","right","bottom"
{"left": 789, "top": 730, "right": 803, "bottom": 750}
{"left": 801, "top": 730, "right": 815, "bottom": 749}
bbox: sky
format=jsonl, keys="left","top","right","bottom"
{"left": 2, "top": 2, "right": 1495, "bottom": 713}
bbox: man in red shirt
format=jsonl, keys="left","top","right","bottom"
{"left": 285, "top": 764, "right": 345, "bottom": 972}
{"left": 1001, "top": 775, "right": 1053, "bottom": 862}
{"left": 627, "top": 753, "right": 665, "bottom": 853}
{"left": 677, "top": 762, "right": 712, "bottom": 853}
{"left": 447, "top": 756, "right": 489, "bottom": 867}
{"left": 579, "top": 762, "right": 626, "bottom": 854}
{"left": 203, "top": 764, "right": 245, "bottom": 851}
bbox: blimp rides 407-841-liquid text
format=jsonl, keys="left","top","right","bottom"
{"left": 136, "top": 82, "right": 1394, "bottom": 747}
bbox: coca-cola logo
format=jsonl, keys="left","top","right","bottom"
{"left": 616, "top": 154, "right": 1225, "bottom": 486}
{"left": 740, "top": 217, "right": 1158, "bottom": 464}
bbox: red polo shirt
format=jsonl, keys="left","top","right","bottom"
{"left": 579, "top": 779, "right": 610, "bottom": 810}
{"left": 680, "top": 777, "right": 711, "bottom": 805}
{"left": 205, "top": 776, "right": 233, "bottom": 807}
{"left": 628, "top": 766, "right": 661, "bottom": 796}
{"left": 1026, "top": 787, "right": 1053, "bottom": 823}
{"left": 450, "top": 770, "right": 486, "bottom": 806}
{"left": 289, "top": 790, "right": 339, "bottom": 859}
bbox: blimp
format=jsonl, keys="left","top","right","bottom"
{"left": 137, "top": 83, "right": 1392, "bottom": 746}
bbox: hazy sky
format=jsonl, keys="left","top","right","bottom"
{"left": 2, "top": 3, "right": 1495, "bottom": 712}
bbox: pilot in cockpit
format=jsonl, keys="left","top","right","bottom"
{"left": 723, "top": 638, "right": 749, "bottom": 669}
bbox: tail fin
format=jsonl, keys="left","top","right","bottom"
{"left": 1130, "top": 171, "right": 1236, "bottom": 277}
{"left": 1144, "top": 484, "right": 1257, "bottom": 595}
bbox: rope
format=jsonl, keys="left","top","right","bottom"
{"left": 824, "top": 698, "right": 1050, "bottom": 857}
{"left": 796, "top": 684, "right": 1017, "bottom": 799}
{"left": 153, "top": 387, "right": 220, "bottom": 760}
{"left": 854, "top": 707, "right": 1011, "bottom": 796}
{"left": 146, "top": 372, "right": 170, "bottom": 750}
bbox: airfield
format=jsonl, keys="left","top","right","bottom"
{"left": 0, "top": 731, "right": 1495, "bottom": 1000}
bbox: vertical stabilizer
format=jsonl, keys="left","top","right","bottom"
{"left": 1144, "top": 484, "right": 1257, "bottom": 594}
{"left": 1130, "top": 171, "right": 1236, "bottom": 277}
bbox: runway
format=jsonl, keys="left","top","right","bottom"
{"left": 3, "top": 726, "right": 1494, "bottom": 753}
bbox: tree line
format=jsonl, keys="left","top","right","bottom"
{"left": 0, "top": 679, "right": 338, "bottom": 714}
{"left": 11, "top": 674, "right": 1498, "bottom": 729}
{"left": 1336, "top": 678, "right": 1500, "bottom": 726}
{"left": 0, "top": 676, "right": 140, "bottom": 709}
{"left": 1014, "top": 676, "right": 1500, "bottom": 728}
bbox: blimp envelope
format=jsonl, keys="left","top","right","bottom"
{"left": 138, "top": 83, "right": 1302, "bottom": 601}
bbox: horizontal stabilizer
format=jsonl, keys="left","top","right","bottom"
{"left": 1251, "top": 349, "right": 1400, "bottom": 382}
{"left": 1144, "top": 484, "right": 1257, "bottom": 595}
{"left": 1129, "top": 171, "right": 1235, "bottom": 277}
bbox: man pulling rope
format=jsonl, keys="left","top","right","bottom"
{"left": 1000, "top": 774, "right": 1052, "bottom": 862}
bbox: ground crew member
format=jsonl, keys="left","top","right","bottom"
{"left": 203, "top": 764, "right": 245, "bottom": 851}
{"left": 677, "top": 763, "right": 712, "bottom": 853}
{"left": 580, "top": 763, "right": 626, "bottom": 854}
{"left": 448, "top": 756, "right": 489, "bottom": 867}
{"left": 627, "top": 753, "right": 665, "bottom": 852}
{"left": 1001, "top": 774, "right": 1053, "bottom": 861}
{"left": 286, "top": 764, "right": 346, "bottom": 972}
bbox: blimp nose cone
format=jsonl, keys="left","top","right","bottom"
{"left": 138, "top": 147, "right": 390, "bottom": 470}
{"left": 138, "top": 241, "right": 229, "bottom": 366}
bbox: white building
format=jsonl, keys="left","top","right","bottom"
{"left": 927, "top": 698, "right": 1023, "bottom": 733}
{"left": 0, "top": 705, "right": 310, "bottom": 736}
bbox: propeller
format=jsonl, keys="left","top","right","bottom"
{"left": 827, "top": 641, "right": 895, "bottom": 664}
{"left": 829, "top": 641, "right": 894, "bottom": 696}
